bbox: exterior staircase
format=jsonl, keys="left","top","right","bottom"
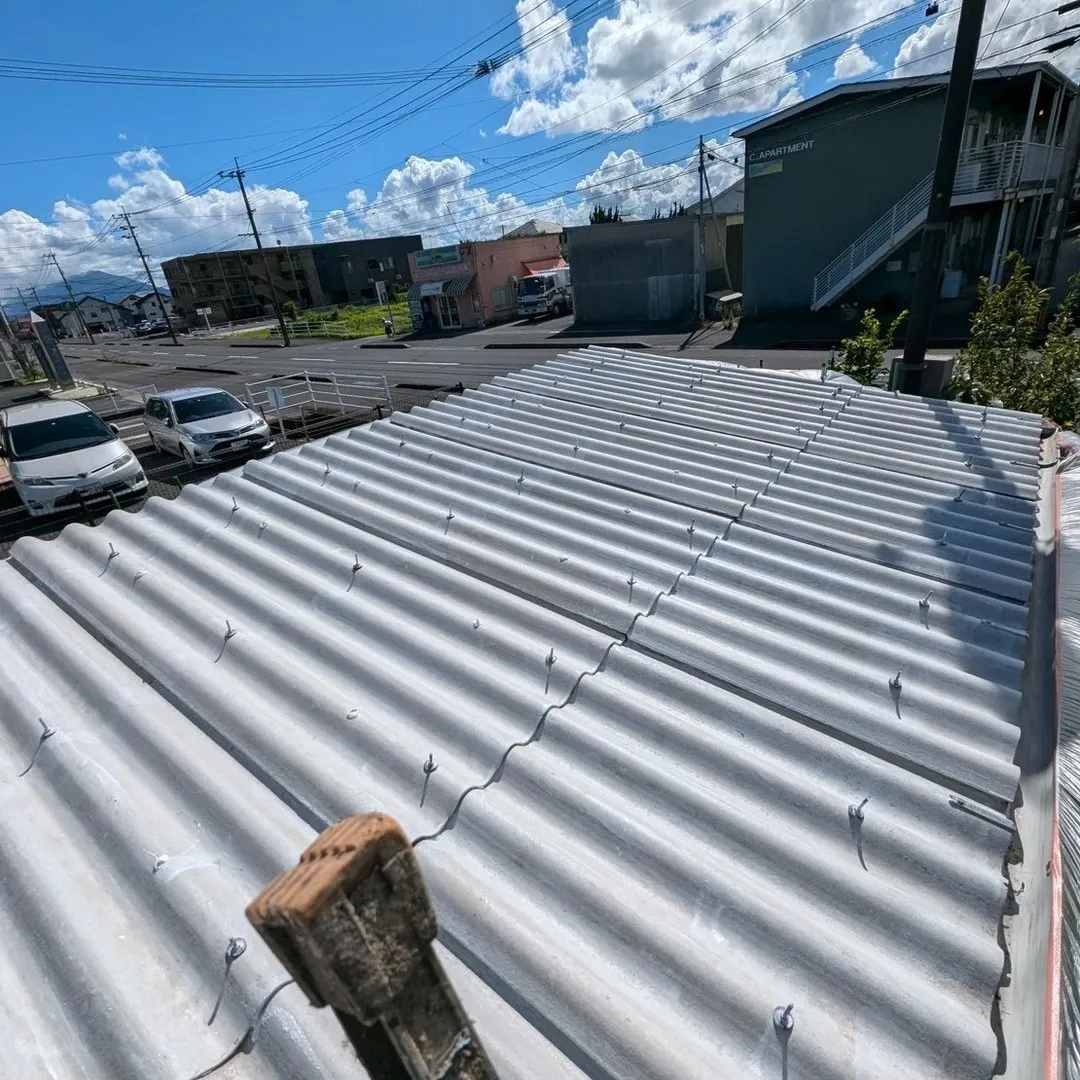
{"left": 810, "top": 175, "right": 931, "bottom": 311}
{"left": 809, "top": 139, "right": 1065, "bottom": 311}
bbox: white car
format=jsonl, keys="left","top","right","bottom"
{"left": 1, "top": 399, "right": 147, "bottom": 517}
{"left": 143, "top": 387, "right": 273, "bottom": 464}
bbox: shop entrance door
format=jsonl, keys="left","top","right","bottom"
{"left": 437, "top": 294, "right": 461, "bottom": 328}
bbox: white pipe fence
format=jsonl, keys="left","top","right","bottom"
{"left": 244, "top": 371, "right": 394, "bottom": 431}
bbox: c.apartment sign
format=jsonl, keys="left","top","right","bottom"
{"left": 747, "top": 138, "right": 814, "bottom": 177}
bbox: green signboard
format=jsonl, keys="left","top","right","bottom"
{"left": 415, "top": 245, "right": 462, "bottom": 268}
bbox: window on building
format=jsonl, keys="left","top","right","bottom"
{"left": 367, "top": 259, "right": 379, "bottom": 271}
{"left": 492, "top": 286, "right": 513, "bottom": 310}
{"left": 385, "top": 256, "right": 395, "bottom": 269}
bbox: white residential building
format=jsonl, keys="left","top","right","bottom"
{"left": 57, "top": 296, "right": 131, "bottom": 336}
{"left": 120, "top": 291, "right": 174, "bottom": 322}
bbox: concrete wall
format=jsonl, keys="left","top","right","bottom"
{"left": 566, "top": 218, "right": 700, "bottom": 329}
{"left": 741, "top": 88, "right": 943, "bottom": 315}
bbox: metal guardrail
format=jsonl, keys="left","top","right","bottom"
{"left": 268, "top": 320, "right": 354, "bottom": 339}
{"left": 244, "top": 371, "right": 394, "bottom": 421}
{"left": 94, "top": 382, "right": 158, "bottom": 417}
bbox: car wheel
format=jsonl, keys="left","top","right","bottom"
{"left": 181, "top": 444, "right": 196, "bottom": 466}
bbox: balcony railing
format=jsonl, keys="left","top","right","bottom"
{"left": 953, "top": 140, "right": 1063, "bottom": 198}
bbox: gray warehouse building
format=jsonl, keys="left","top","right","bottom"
{"left": 565, "top": 216, "right": 702, "bottom": 330}
{"left": 163, "top": 235, "right": 422, "bottom": 326}
{"left": 733, "top": 62, "right": 1077, "bottom": 318}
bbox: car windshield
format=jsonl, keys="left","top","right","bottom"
{"left": 519, "top": 276, "right": 551, "bottom": 296}
{"left": 5, "top": 411, "right": 114, "bottom": 460}
{"left": 173, "top": 391, "right": 244, "bottom": 424}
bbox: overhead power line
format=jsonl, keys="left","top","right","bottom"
{"left": 0, "top": 58, "right": 475, "bottom": 88}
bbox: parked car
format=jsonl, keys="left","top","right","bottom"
{"left": 0, "top": 399, "right": 147, "bottom": 517}
{"left": 143, "top": 387, "right": 273, "bottom": 464}
{"left": 134, "top": 320, "right": 153, "bottom": 336}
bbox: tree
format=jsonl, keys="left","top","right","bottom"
{"left": 590, "top": 204, "right": 622, "bottom": 224}
{"left": 831, "top": 307, "right": 907, "bottom": 385}
{"left": 948, "top": 251, "right": 1080, "bottom": 427}
{"left": 951, "top": 251, "right": 1046, "bottom": 408}
{"left": 281, "top": 298, "right": 297, "bottom": 319}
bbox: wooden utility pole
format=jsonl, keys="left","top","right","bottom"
{"left": 221, "top": 160, "right": 291, "bottom": 346}
{"left": 118, "top": 209, "right": 179, "bottom": 345}
{"left": 697, "top": 136, "right": 706, "bottom": 324}
{"left": 47, "top": 252, "right": 94, "bottom": 344}
{"left": 898, "top": 0, "right": 988, "bottom": 394}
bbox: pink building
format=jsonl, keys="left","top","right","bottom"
{"left": 406, "top": 233, "right": 563, "bottom": 331}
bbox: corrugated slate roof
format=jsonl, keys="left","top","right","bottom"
{"left": 0, "top": 347, "right": 1046, "bottom": 1079}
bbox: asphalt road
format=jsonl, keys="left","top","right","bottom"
{"left": 61, "top": 318, "right": 834, "bottom": 401}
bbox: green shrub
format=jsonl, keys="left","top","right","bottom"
{"left": 832, "top": 307, "right": 907, "bottom": 385}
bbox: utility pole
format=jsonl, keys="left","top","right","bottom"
{"left": 1035, "top": 92, "right": 1080, "bottom": 287}
{"left": 118, "top": 209, "right": 179, "bottom": 345}
{"left": 29, "top": 285, "right": 61, "bottom": 340}
{"left": 221, "top": 160, "right": 290, "bottom": 346}
{"left": 899, "top": 0, "right": 988, "bottom": 395}
{"left": 697, "top": 136, "right": 706, "bottom": 324}
{"left": 47, "top": 252, "right": 94, "bottom": 344}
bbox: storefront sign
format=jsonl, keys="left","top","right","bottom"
{"left": 420, "top": 281, "right": 445, "bottom": 296}
{"left": 415, "top": 245, "right": 461, "bottom": 268}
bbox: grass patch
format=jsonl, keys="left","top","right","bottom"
{"left": 289, "top": 299, "right": 411, "bottom": 339}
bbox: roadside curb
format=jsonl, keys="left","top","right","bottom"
{"left": 358, "top": 341, "right": 409, "bottom": 349}
{"left": 175, "top": 365, "right": 241, "bottom": 375}
{"left": 483, "top": 341, "right": 647, "bottom": 350}
{"left": 228, "top": 341, "right": 285, "bottom": 349}
{"left": 86, "top": 355, "right": 154, "bottom": 368}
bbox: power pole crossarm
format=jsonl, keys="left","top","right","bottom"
{"left": 48, "top": 252, "right": 94, "bottom": 344}
{"left": 900, "top": 0, "right": 988, "bottom": 394}
{"left": 221, "top": 161, "right": 291, "bottom": 346}
{"left": 118, "top": 210, "right": 179, "bottom": 345}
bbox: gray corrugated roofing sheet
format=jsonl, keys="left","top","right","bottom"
{"left": 0, "top": 346, "right": 1047, "bottom": 1079}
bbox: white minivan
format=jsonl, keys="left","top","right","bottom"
{"left": 1, "top": 400, "right": 148, "bottom": 517}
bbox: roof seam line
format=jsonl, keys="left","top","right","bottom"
{"left": 412, "top": 542, "right": 721, "bottom": 847}
{"left": 5, "top": 553, "right": 334, "bottom": 838}
{"left": 735, "top": 515, "right": 1030, "bottom": 608}
{"left": 621, "top": 633, "right": 1012, "bottom": 815}
{"left": 241, "top": 468, "right": 630, "bottom": 639}
{"left": 385, "top": 413, "right": 741, "bottom": 518}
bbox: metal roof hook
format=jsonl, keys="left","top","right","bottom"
{"left": 848, "top": 796, "right": 869, "bottom": 822}
{"left": 773, "top": 1003, "right": 794, "bottom": 1035}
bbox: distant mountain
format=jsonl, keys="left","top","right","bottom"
{"left": 2, "top": 271, "right": 169, "bottom": 314}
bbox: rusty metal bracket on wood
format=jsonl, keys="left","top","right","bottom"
{"left": 246, "top": 812, "right": 500, "bottom": 1079}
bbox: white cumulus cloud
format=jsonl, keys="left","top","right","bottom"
{"left": 892, "top": 0, "right": 1076, "bottom": 78}
{"left": 0, "top": 148, "right": 312, "bottom": 291}
{"left": 493, "top": 0, "right": 906, "bottom": 138}
{"left": 832, "top": 43, "right": 878, "bottom": 80}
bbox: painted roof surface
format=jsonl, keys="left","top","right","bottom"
{"left": 0, "top": 347, "right": 1045, "bottom": 1079}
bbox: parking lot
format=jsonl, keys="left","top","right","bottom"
{"left": 0, "top": 381, "right": 457, "bottom": 557}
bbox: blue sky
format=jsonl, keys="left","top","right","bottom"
{"left": 0, "top": 0, "right": 1070, "bottom": 291}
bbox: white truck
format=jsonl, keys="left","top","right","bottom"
{"left": 516, "top": 266, "right": 573, "bottom": 320}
